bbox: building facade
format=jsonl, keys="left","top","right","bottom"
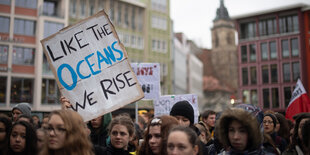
{"left": 0, "top": 0, "right": 68, "bottom": 112}
{"left": 233, "top": 4, "right": 309, "bottom": 112}
{"left": 0, "top": 0, "right": 173, "bottom": 112}
{"left": 173, "top": 33, "right": 203, "bottom": 111}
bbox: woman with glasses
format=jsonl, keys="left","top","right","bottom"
{"left": 138, "top": 115, "right": 179, "bottom": 155}
{"left": 101, "top": 115, "right": 135, "bottom": 155}
{"left": 8, "top": 120, "right": 37, "bottom": 155}
{"left": 39, "top": 110, "right": 94, "bottom": 155}
{"left": 262, "top": 113, "right": 287, "bottom": 154}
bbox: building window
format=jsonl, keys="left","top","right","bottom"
{"left": 0, "top": 0, "right": 10, "bottom": 5}
{"left": 259, "top": 17, "right": 276, "bottom": 36}
{"left": 109, "top": 0, "right": 114, "bottom": 21}
{"left": 251, "top": 89, "right": 258, "bottom": 106}
{"left": 0, "top": 45, "right": 8, "bottom": 64}
{"left": 283, "top": 63, "right": 290, "bottom": 82}
{"left": 241, "top": 45, "right": 247, "bottom": 63}
{"left": 43, "top": 54, "right": 53, "bottom": 75}
{"left": 89, "top": 0, "right": 95, "bottom": 15}
{"left": 14, "top": 19, "right": 36, "bottom": 36}
{"left": 15, "top": 0, "right": 37, "bottom": 9}
{"left": 0, "top": 16, "right": 10, "bottom": 33}
{"left": 261, "top": 42, "right": 268, "bottom": 60}
{"left": 281, "top": 39, "right": 289, "bottom": 58}
{"left": 279, "top": 14, "right": 299, "bottom": 33}
{"left": 138, "top": 8, "right": 143, "bottom": 31}
{"left": 98, "top": 0, "right": 105, "bottom": 11}
{"left": 284, "top": 87, "right": 291, "bottom": 107}
{"left": 270, "top": 64, "right": 278, "bottom": 83}
{"left": 250, "top": 44, "right": 256, "bottom": 62}
{"left": 124, "top": 6, "right": 129, "bottom": 27}
{"left": 250, "top": 66, "right": 256, "bottom": 85}
{"left": 291, "top": 38, "right": 299, "bottom": 57}
{"left": 0, "top": 76, "right": 6, "bottom": 104}
{"left": 131, "top": 7, "right": 136, "bottom": 30}
{"left": 131, "top": 35, "right": 136, "bottom": 48}
{"left": 272, "top": 88, "right": 279, "bottom": 108}
{"left": 242, "top": 68, "right": 248, "bottom": 85}
{"left": 292, "top": 62, "right": 300, "bottom": 81}
{"left": 44, "top": 21, "right": 64, "bottom": 38}
{"left": 263, "top": 88, "right": 270, "bottom": 108}
{"left": 43, "top": 0, "right": 57, "bottom": 16}
{"left": 42, "top": 79, "right": 60, "bottom": 104}
{"left": 270, "top": 41, "right": 277, "bottom": 59}
{"left": 262, "top": 65, "right": 269, "bottom": 84}
{"left": 80, "top": 0, "right": 86, "bottom": 16}
{"left": 117, "top": 2, "right": 122, "bottom": 25}
{"left": 240, "top": 21, "right": 256, "bottom": 39}
{"left": 10, "top": 78, "right": 34, "bottom": 104}
{"left": 12, "top": 47, "right": 35, "bottom": 65}
{"left": 70, "top": 0, "right": 76, "bottom": 15}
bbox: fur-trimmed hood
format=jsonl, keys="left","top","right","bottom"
{"left": 216, "top": 108, "right": 262, "bottom": 152}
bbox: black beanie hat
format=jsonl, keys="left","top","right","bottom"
{"left": 264, "top": 113, "right": 277, "bottom": 128}
{"left": 170, "top": 100, "right": 194, "bottom": 125}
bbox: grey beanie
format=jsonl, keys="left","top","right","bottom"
{"left": 12, "top": 103, "right": 31, "bottom": 117}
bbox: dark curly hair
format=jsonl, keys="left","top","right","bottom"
{"left": 8, "top": 120, "right": 37, "bottom": 155}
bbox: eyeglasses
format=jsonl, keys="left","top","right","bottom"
{"left": 46, "top": 126, "right": 66, "bottom": 135}
{"left": 263, "top": 121, "right": 273, "bottom": 124}
{"left": 150, "top": 118, "right": 162, "bottom": 125}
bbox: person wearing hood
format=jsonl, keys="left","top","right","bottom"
{"left": 87, "top": 113, "right": 112, "bottom": 147}
{"left": 11, "top": 103, "right": 31, "bottom": 123}
{"left": 217, "top": 108, "right": 266, "bottom": 155}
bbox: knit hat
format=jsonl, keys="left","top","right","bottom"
{"left": 170, "top": 100, "right": 194, "bottom": 125}
{"left": 264, "top": 113, "right": 277, "bottom": 128}
{"left": 12, "top": 103, "right": 31, "bottom": 117}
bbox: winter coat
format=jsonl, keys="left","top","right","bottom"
{"left": 217, "top": 109, "right": 263, "bottom": 154}
{"left": 88, "top": 113, "right": 112, "bottom": 147}
{"left": 100, "top": 145, "right": 132, "bottom": 155}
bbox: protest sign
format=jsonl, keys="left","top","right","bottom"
{"left": 41, "top": 10, "right": 144, "bottom": 121}
{"left": 131, "top": 63, "right": 160, "bottom": 100}
{"left": 154, "top": 94, "right": 199, "bottom": 123}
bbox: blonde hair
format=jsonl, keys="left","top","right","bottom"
{"left": 39, "top": 110, "right": 94, "bottom": 155}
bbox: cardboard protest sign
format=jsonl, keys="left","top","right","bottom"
{"left": 154, "top": 94, "right": 199, "bottom": 123}
{"left": 131, "top": 63, "right": 160, "bottom": 100}
{"left": 41, "top": 10, "right": 144, "bottom": 121}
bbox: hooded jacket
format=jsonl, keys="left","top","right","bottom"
{"left": 217, "top": 109, "right": 263, "bottom": 154}
{"left": 87, "top": 113, "right": 112, "bottom": 147}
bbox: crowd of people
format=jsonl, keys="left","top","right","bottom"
{"left": 0, "top": 100, "right": 309, "bottom": 155}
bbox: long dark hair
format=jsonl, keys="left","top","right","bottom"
{"left": 138, "top": 115, "right": 178, "bottom": 155}
{"left": 8, "top": 120, "right": 37, "bottom": 155}
{"left": 0, "top": 114, "right": 12, "bottom": 155}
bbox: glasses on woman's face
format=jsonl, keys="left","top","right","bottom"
{"left": 150, "top": 118, "right": 162, "bottom": 126}
{"left": 263, "top": 120, "right": 273, "bottom": 125}
{"left": 46, "top": 126, "right": 66, "bottom": 136}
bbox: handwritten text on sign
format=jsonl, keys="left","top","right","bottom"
{"left": 154, "top": 94, "right": 199, "bottom": 123}
{"left": 131, "top": 63, "right": 160, "bottom": 100}
{"left": 41, "top": 11, "right": 144, "bottom": 121}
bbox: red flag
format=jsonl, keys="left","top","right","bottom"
{"left": 285, "top": 79, "right": 310, "bottom": 121}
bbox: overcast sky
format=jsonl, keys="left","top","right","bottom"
{"left": 170, "top": 0, "right": 310, "bottom": 49}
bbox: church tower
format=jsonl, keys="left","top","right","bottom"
{"left": 211, "top": 0, "right": 238, "bottom": 92}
